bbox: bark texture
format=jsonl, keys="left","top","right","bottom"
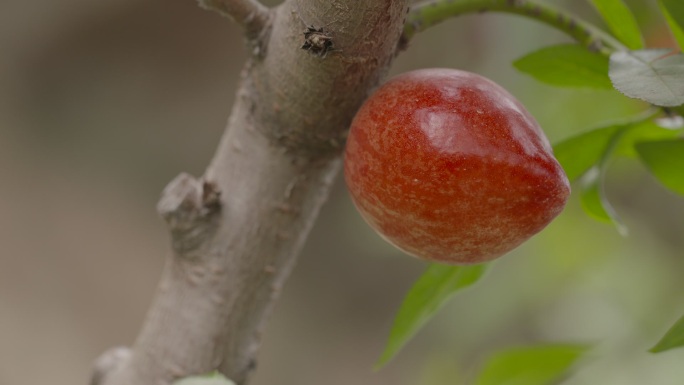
{"left": 93, "top": 1, "right": 409, "bottom": 384}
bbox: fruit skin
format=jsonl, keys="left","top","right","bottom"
{"left": 344, "top": 68, "right": 570, "bottom": 265}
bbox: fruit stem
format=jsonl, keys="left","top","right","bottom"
{"left": 401, "top": 0, "right": 627, "bottom": 55}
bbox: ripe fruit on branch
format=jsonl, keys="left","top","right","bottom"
{"left": 344, "top": 69, "right": 570, "bottom": 265}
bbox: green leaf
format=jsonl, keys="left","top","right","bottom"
{"left": 613, "top": 119, "right": 682, "bottom": 158}
{"left": 651, "top": 314, "right": 684, "bottom": 353}
{"left": 609, "top": 49, "right": 684, "bottom": 107}
{"left": 579, "top": 167, "right": 615, "bottom": 223}
{"left": 555, "top": 113, "right": 679, "bottom": 231}
{"left": 513, "top": 44, "right": 612, "bottom": 89}
{"left": 475, "top": 344, "right": 589, "bottom": 385}
{"left": 555, "top": 117, "right": 654, "bottom": 233}
{"left": 552, "top": 116, "right": 674, "bottom": 182}
{"left": 174, "top": 372, "right": 235, "bottom": 385}
{"left": 661, "top": 0, "right": 684, "bottom": 31}
{"left": 553, "top": 125, "right": 620, "bottom": 182}
{"left": 635, "top": 138, "right": 684, "bottom": 196}
{"left": 660, "top": 0, "right": 684, "bottom": 50}
{"left": 578, "top": 167, "right": 627, "bottom": 235}
{"left": 376, "top": 263, "right": 487, "bottom": 368}
{"left": 673, "top": 105, "right": 684, "bottom": 118}
{"left": 588, "top": 0, "right": 644, "bottom": 49}
{"left": 579, "top": 168, "right": 611, "bottom": 223}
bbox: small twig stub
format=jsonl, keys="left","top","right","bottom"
{"left": 301, "top": 26, "right": 334, "bottom": 58}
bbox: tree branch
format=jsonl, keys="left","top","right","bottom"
{"left": 90, "top": 347, "right": 130, "bottom": 385}
{"left": 198, "top": 0, "right": 270, "bottom": 41}
{"left": 94, "top": 1, "right": 410, "bottom": 384}
{"left": 400, "top": 0, "right": 627, "bottom": 54}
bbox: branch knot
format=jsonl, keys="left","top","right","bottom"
{"left": 90, "top": 346, "right": 131, "bottom": 385}
{"left": 157, "top": 173, "right": 222, "bottom": 254}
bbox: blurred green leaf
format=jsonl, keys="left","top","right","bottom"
{"left": 588, "top": 0, "right": 644, "bottom": 49}
{"left": 673, "top": 105, "right": 684, "bottom": 118}
{"left": 552, "top": 115, "right": 672, "bottom": 182}
{"left": 660, "top": 0, "right": 684, "bottom": 50}
{"left": 609, "top": 49, "right": 684, "bottom": 107}
{"left": 174, "top": 372, "right": 235, "bottom": 385}
{"left": 635, "top": 138, "right": 684, "bottom": 196}
{"left": 554, "top": 116, "right": 657, "bottom": 234}
{"left": 661, "top": 0, "right": 684, "bottom": 30}
{"left": 579, "top": 167, "right": 620, "bottom": 228}
{"left": 376, "top": 263, "right": 487, "bottom": 368}
{"left": 553, "top": 125, "right": 620, "bottom": 182}
{"left": 555, "top": 111, "right": 677, "bottom": 232}
{"left": 578, "top": 142, "right": 628, "bottom": 235}
{"left": 513, "top": 44, "right": 611, "bottom": 89}
{"left": 651, "top": 314, "right": 684, "bottom": 353}
{"left": 474, "top": 344, "right": 589, "bottom": 385}
{"left": 614, "top": 119, "right": 682, "bottom": 158}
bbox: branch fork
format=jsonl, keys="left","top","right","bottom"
{"left": 198, "top": 0, "right": 271, "bottom": 41}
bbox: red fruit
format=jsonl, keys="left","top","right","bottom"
{"left": 344, "top": 69, "right": 570, "bottom": 265}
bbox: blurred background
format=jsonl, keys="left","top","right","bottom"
{"left": 1, "top": 0, "right": 683, "bottom": 384}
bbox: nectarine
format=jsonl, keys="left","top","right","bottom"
{"left": 344, "top": 69, "right": 570, "bottom": 264}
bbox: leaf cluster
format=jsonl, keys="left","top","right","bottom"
{"left": 378, "top": 0, "right": 684, "bottom": 381}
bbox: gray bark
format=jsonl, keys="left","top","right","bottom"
{"left": 93, "top": 0, "right": 409, "bottom": 384}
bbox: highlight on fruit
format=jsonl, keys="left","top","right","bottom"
{"left": 344, "top": 68, "right": 570, "bottom": 265}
